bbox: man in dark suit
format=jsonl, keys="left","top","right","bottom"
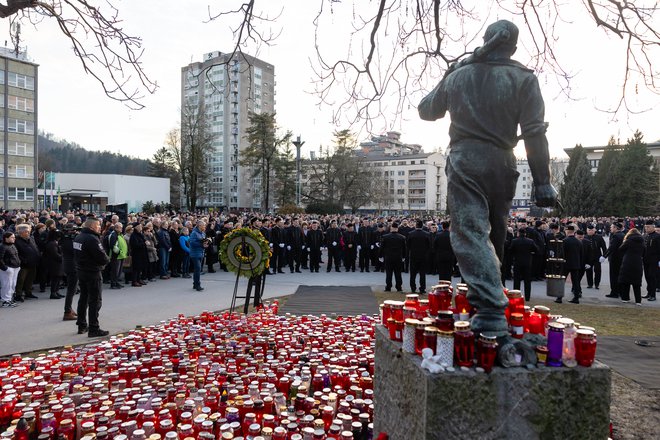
{"left": 433, "top": 221, "right": 455, "bottom": 282}
{"left": 357, "top": 218, "right": 374, "bottom": 272}
{"left": 324, "top": 220, "right": 342, "bottom": 272}
{"left": 380, "top": 222, "right": 407, "bottom": 292}
{"left": 562, "top": 225, "right": 584, "bottom": 304}
{"left": 508, "top": 229, "right": 539, "bottom": 301}
{"left": 585, "top": 224, "right": 607, "bottom": 289}
{"left": 342, "top": 223, "right": 358, "bottom": 272}
{"left": 398, "top": 219, "right": 413, "bottom": 273}
{"left": 407, "top": 220, "right": 431, "bottom": 293}
{"left": 604, "top": 222, "right": 625, "bottom": 298}
{"left": 642, "top": 220, "right": 659, "bottom": 301}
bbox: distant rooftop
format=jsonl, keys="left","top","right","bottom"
{"left": 564, "top": 141, "right": 660, "bottom": 155}
{"left": 0, "top": 46, "right": 32, "bottom": 63}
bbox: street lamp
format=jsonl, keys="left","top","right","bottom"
{"left": 292, "top": 135, "right": 305, "bottom": 207}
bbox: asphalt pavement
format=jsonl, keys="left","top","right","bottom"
{"left": 0, "top": 258, "right": 657, "bottom": 356}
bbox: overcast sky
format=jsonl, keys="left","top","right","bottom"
{"left": 3, "top": 0, "right": 658, "bottom": 160}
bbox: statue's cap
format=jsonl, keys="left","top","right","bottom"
{"left": 484, "top": 20, "right": 518, "bottom": 49}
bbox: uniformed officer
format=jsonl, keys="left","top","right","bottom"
{"left": 642, "top": 220, "right": 659, "bottom": 301}
{"left": 380, "top": 222, "right": 407, "bottom": 292}
{"left": 74, "top": 217, "right": 111, "bottom": 337}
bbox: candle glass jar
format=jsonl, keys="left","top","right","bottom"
{"left": 509, "top": 313, "right": 524, "bottom": 339}
{"left": 434, "top": 311, "right": 454, "bottom": 332}
{"left": 506, "top": 290, "right": 524, "bottom": 323}
{"left": 435, "top": 330, "right": 454, "bottom": 367}
{"left": 453, "top": 321, "right": 474, "bottom": 368}
{"left": 414, "top": 322, "right": 427, "bottom": 355}
{"left": 477, "top": 335, "right": 498, "bottom": 373}
{"left": 402, "top": 320, "right": 417, "bottom": 354}
{"left": 546, "top": 322, "right": 565, "bottom": 367}
{"left": 390, "top": 302, "right": 404, "bottom": 322}
{"left": 404, "top": 294, "right": 419, "bottom": 310}
{"left": 394, "top": 321, "right": 404, "bottom": 342}
{"left": 558, "top": 318, "right": 577, "bottom": 368}
{"left": 454, "top": 286, "right": 471, "bottom": 316}
{"left": 575, "top": 329, "right": 597, "bottom": 367}
{"left": 423, "top": 327, "right": 438, "bottom": 355}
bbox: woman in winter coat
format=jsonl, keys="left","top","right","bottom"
{"left": 618, "top": 228, "right": 645, "bottom": 305}
{"left": 179, "top": 227, "right": 191, "bottom": 279}
{"left": 205, "top": 220, "right": 218, "bottom": 273}
{"left": 123, "top": 225, "right": 133, "bottom": 285}
{"left": 42, "top": 229, "right": 64, "bottom": 299}
{"left": 0, "top": 232, "right": 22, "bottom": 308}
{"left": 144, "top": 222, "right": 159, "bottom": 282}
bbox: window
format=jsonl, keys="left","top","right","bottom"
{"left": 7, "top": 118, "right": 34, "bottom": 134}
{"left": 0, "top": 93, "right": 3, "bottom": 107}
{"left": 8, "top": 165, "right": 34, "bottom": 178}
{"left": 0, "top": 71, "right": 4, "bottom": 84}
{"left": 397, "top": 198, "right": 405, "bottom": 204}
{"left": 397, "top": 180, "right": 405, "bottom": 185}
{"left": 397, "top": 171, "right": 405, "bottom": 176}
{"left": 7, "top": 187, "right": 34, "bottom": 201}
{"left": 8, "top": 96, "right": 34, "bottom": 112}
{"left": 8, "top": 141, "right": 34, "bottom": 156}
{"left": 8, "top": 72, "right": 35, "bottom": 90}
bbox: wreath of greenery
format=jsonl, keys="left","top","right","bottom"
{"left": 219, "top": 227, "right": 271, "bottom": 278}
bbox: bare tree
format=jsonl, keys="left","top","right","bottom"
{"left": 180, "top": 104, "right": 214, "bottom": 211}
{"left": 0, "top": 0, "right": 157, "bottom": 109}
{"left": 208, "top": 1, "right": 660, "bottom": 129}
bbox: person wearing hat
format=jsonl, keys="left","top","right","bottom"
{"left": 603, "top": 222, "right": 625, "bottom": 299}
{"left": 407, "top": 219, "right": 431, "bottom": 294}
{"left": 562, "top": 225, "right": 584, "bottom": 304}
{"left": 324, "top": 219, "right": 342, "bottom": 272}
{"left": 379, "top": 222, "right": 407, "bottom": 292}
{"left": 342, "top": 223, "right": 358, "bottom": 272}
{"left": 642, "top": 220, "right": 659, "bottom": 301}
{"left": 306, "top": 220, "right": 324, "bottom": 273}
{"left": 586, "top": 224, "right": 607, "bottom": 289}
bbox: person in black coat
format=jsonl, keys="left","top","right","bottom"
{"left": 604, "top": 222, "right": 625, "bottom": 299}
{"left": 129, "top": 223, "right": 149, "bottom": 287}
{"left": 43, "top": 229, "right": 65, "bottom": 299}
{"left": 270, "top": 218, "right": 286, "bottom": 273}
{"left": 324, "top": 220, "right": 342, "bottom": 273}
{"left": 407, "top": 220, "right": 431, "bottom": 293}
{"left": 642, "top": 220, "right": 659, "bottom": 301}
{"left": 168, "top": 221, "right": 183, "bottom": 277}
{"left": 508, "top": 229, "right": 539, "bottom": 301}
{"left": 60, "top": 224, "right": 79, "bottom": 320}
{"left": 14, "top": 224, "right": 41, "bottom": 301}
{"left": 305, "top": 221, "right": 324, "bottom": 273}
{"left": 357, "top": 218, "right": 374, "bottom": 273}
{"left": 0, "top": 232, "right": 21, "bottom": 307}
{"left": 286, "top": 218, "right": 305, "bottom": 273}
{"left": 585, "top": 224, "right": 607, "bottom": 289}
{"left": 379, "top": 222, "right": 407, "bottom": 292}
{"left": 562, "top": 225, "right": 584, "bottom": 304}
{"left": 433, "top": 221, "right": 455, "bottom": 282}
{"left": 618, "top": 228, "right": 645, "bottom": 305}
{"left": 205, "top": 220, "right": 218, "bottom": 273}
{"left": 341, "top": 223, "right": 358, "bottom": 272}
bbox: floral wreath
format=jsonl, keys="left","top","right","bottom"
{"left": 219, "top": 227, "right": 271, "bottom": 278}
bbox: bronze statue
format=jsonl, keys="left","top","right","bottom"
{"left": 419, "top": 20, "right": 558, "bottom": 345}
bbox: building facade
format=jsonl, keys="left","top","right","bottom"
{"left": 511, "top": 158, "right": 568, "bottom": 215}
{"left": 0, "top": 48, "right": 37, "bottom": 210}
{"left": 181, "top": 51, "right": 275, "bottom": 210}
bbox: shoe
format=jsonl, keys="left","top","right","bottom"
{"left": 278, "top": 270, "right": 285, "bottom": 274}
{"left": 50, "top": 294, "right": 63, "bottom": 299}
{"left": 647, "top": 297, "right": 656, "bottom": 301}
{"left": 587, "top": 285, "right": 593, "bottom": 289}
{"left": 295, "top": 269, "right": 301, "bottom": 273}
{"left": 194, "top": 287, "right": 204, "bottom": 292}
{"left": 366, "top": 269, "right": 370, "bottom": 273}
{"left": 384, "top": 288, "right": 392, "bottom": 292}
{"left": 183, "top": 274, "right": 192, "bottom": 279}
{"left": 327, "top": 269, "right": 331, "bottom": 273}
{"left": 13, "top": 296, "right": 24, "bottom": 303}
{"left": 110, "top": 285, "right": 122, "bottom": 290}
{"left": 635, "top": 302, "right": 642, "bottom": 307}
{"left": 25, "top": 293, "right": 38, "bottom": 299}
{"left": 554, "top": 298, "right": 563, "bottom": 304}
{"left": 208, "top": 269, "right": 216, "bottom": 273}
{"left": 1, "top": 301, "right": 12, "bottom": 308}
{"left": 595, "top": 286, "right": 599, "bottom": 289}
{"left": 642, "top": 294, "right": 650, "bottom": 299}
{"left": 88, "top": 329, "right": 109, "bottom": 338}
{"left": 77, "top": 325, "right": 88, "bottom": 334}
{"left": 605, "top": 294, "right": 619, "bottom": 299}
{"left": 621, "top": 300, "right": 630, "bottom": 304}
{"left": 336, "top": 269, "right": 341, "bottom": 272}
{"left": 132, "top": 282, "right": 142, "bottom": 287}
{"left": 568, "top": 298, "right": 580, "bottom": 304}
{"left": 160, "top": 276, "right": 169, "bottom": 280}
{"left": 63, "top": 311, "right": 77, "bottom": 321}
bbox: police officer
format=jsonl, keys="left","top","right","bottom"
{"left": 407, "top": 220, "right": 431, "bottom": 293}
{"left": 642, "top": 220, "right": 659, "bottom": 301}
{"left": 585, "top": 224, "right": 607, "bottom": 289}
{"left": 379, "top": 222, "right": 407, "bottom": 292}
{"left": 604, "top": 222, "right": 625, "bottom": 299}
{"left": 508, "top": 229, "right": 539, "bottom": 301}
{"left": 74, "top": 217, "right": 111, "bottom": 337}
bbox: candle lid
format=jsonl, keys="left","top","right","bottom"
{"left": 578, "top": 325, "right": 596, "bottom": 332}
{"left": 533, "top": 305, "right": 550, "bottom": 315}
{"left": 424, "top": 326, "right": 439, "bottom": 335}
{"left": 404, "top": 319, "right": 418, "bottom": 327}
{"left": 454, "top": 321, "right": 470, "bottom": 331}
{"left": 405, "top": 294, "right": 419, "bottom": 301}
{"left": 510, "top": 313, "right": 524, "bottom": 322}
{"left": 506, "top": 290, "right": 522, "bottom": 299}
{"left": 415, "top": 320, "right": 428, "bottom": 329}
{"left": 557, "top": 317, "right": 575, "bottom": 327}
{"left": 479, "top": 334, "right": 498, "bottom": 344}
{"left": 576, "top": 329, "right": 595, "bottom": 339}
{"left": 437, "top": 329, "right": 454, "bottom": 337}
{"left": 436, "top": 310, "right": 453, "bottom": 319}
{"left": 547, "top": 322, "right": 565, "bottom": 331}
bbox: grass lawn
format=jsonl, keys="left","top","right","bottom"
{"left": 374, "top": 290, "right": 660, "bottom": 337}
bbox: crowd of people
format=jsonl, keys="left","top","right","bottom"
{"left": 0, "top": 209, "right": 658, "bottom": 332}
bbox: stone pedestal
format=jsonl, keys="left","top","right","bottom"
{"left": 374, "top": 325, "right": 611, "bottom": 440}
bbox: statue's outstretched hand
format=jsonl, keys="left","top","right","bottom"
{"left": 534, "top": 183, "right": 558, "bottom": 207}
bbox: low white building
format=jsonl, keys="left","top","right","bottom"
{"left": 39, "top": 173, "right": 170, "bottom": 213}
{"left": 511, "top": 158, "right": 568, "bottom": 215}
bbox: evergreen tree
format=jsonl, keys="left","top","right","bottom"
{"left": 594, "top": 136, "right": 622, "bottom": 215}
{"left": 273, "top": 141, "right": 297, "bottom": 207}
{"left": 615, "top": 130, "right": 658, "bottom": 215}
{"left": 560, "top": 144, "right": 597, "bottom": 216}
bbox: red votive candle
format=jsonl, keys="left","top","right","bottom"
{"left": 453, "top": 321, "right": 475, "bottom": 367}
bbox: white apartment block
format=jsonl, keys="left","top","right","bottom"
{"left": 512, "top": 158, "right": 568, "bottom": 211}
{"left": 181, "top": 51, "right": 275, "bottom": 210}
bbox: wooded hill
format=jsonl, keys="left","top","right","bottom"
{"left": 37, "top": 132, "right": 151, "bottom": 175}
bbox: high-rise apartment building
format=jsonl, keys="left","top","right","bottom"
{"left": 0, "top": 48, "right": 37, "bottom": 210}
{"left": 181, "top": 51, "right": 275, "bottom": 210}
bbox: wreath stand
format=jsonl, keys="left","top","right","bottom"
{"left": 220, "top": 229, "right": 271, "bottom": 317}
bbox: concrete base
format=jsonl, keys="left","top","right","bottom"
{"left": 374, "top": 325, "right": 611, "bottom": 440}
